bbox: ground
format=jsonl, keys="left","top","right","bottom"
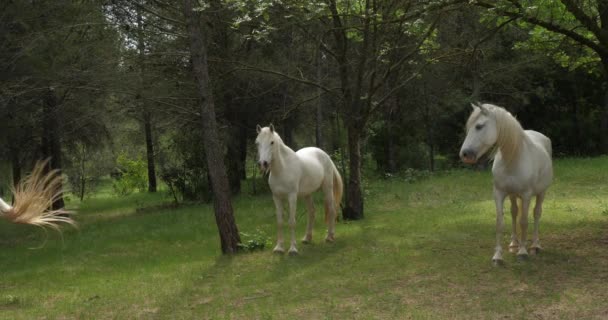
{"left": 1, "top": 157, "right": 608, "bottom": 319}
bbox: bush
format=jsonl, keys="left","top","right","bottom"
{"left": 238, "top": 229, "right": 272, "bottom": 252}
{"left": 112, "top": 154, "right": 148, "bottom": 196}
{"left": 158, "top": 125, "right": 212, "bottom": 202}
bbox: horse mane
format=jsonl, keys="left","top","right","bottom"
{"left": 485, "top": 104, "right": 525, "bottom": 165}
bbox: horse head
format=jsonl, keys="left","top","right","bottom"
{"left": 255, "top": 124, "right": 278, "bottom": 173}
{"left": 460, "top": 103, "right": 498, "bottom": 164}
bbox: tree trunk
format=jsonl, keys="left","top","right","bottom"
{"left": 183, "top": 0, "right": 241, "bottom": 254}
{"left": 238, "top": 125, "right": 247, "bottom": 180}
{"left": 41, "top": 88, "right": 65, "bottom": 210}
{"left": 144, "top": 111, "right": 157, "bottom": 192}
{"left": 424, "top": 103, "right": 435, "bottom": 172}
{"left": 137, "top": 5, "right": 157, "bottom": 193}
{"left": 316, "top": 49, "right": 324, "bottom": 149}
{"left": 342, "top": 123, "right": 364, "bottom": 220}
{"left": 226, "top": 126, "right": 242, "bottom": 195}
{"left": 11, "top": 152, "right": 21, "bottom": 188}
{"left": 282, "top": 116, "right": 295, "bottom": 148}
{"left": 385, "top": 106, "right": 397, "bottom": 173}
{"left": 79, "top": 144, "right": 86, "bottom": 201}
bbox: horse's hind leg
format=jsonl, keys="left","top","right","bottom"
{"left": 517, "top": 196, "right": 532, "bottom": 259}
{"left": 530, "top": 192, "right": 545, "bottom": 255}
{"left": 272, "top": 195, "right": 285, "bottom": 254}
{"left": 287, "top": 193, "right": 299, "bottom": 255}
{"left": 302, "top": 195, "right": 315, "bottom": 244}
{"left": 323, "top": 183, "right": 336, "bottom": 243}
{"left": 509, "top": 195, "right": 519, "bottom": 253}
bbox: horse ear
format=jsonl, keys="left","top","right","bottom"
{"left": 479, "top": 104, "right": 489, "bottom": 115}
{"left": 256, "top": 124, "right": 262, "bottom": 134}
{"left": 470, "top": 103, "right": 478, "bottom": 110}
{"left": 269, "top": 124, "right": 275, "bottom": 133}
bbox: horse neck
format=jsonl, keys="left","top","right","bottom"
{"left": 270, "top": 140, "right": 296, "bottom": 175}
{"left": 495, "top": 110, "right": 526, "bottom": 166}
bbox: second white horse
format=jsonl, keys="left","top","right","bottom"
{"left": 256, "top": 124, "right": 343, "bottom": 255}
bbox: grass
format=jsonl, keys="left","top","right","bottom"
{"left": 1, "top": 157, "right": 608, "bottom": 319}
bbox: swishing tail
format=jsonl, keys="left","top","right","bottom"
{"left": 325, "top": 163, "right": 343, "bottom": 224}
{"left": 1, "top": 159, "right": 76, "bottom": 230}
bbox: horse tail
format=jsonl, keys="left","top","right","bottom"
{"left": 1, "top": 159, "right": 76, "bottom": 231}
{"left": 326, "top": 163, "right": 343, "bottom": 224}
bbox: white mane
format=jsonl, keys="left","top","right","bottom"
{"left": 467, "top": 104, "right": 525, "bottom": 166}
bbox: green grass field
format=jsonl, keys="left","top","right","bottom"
{"left": 1, "top": 157, "right": 608, "bottom": 319}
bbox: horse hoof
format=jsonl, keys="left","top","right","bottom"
{"left": 508, "top": 246, "right": 518, "bottom": 254}
{"left": 288, "top": 249, "right": 299, "bottom": 256}
{"left": 302, "top": 237, "right": 312, "bottom": 244}
{"left": 492, "top": 259, "right": 505, "bottom": 267}
{"left": 529, "top": 247, "right": 541, "bottom": 255}
{"left": 517, "top": 254, "right": 529, "bottom": 262}
{"left": 273, "top": 247, "right": 285, "bottom": 254}
{"left": 325, "top": 236, "right": 335, "bottom": 243}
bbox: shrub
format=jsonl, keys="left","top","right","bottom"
{"left": 238, "top": 229, "right": 272, "bottom": 252}
{"left": 112, "top": 154, "right": 148, "bottom": 196}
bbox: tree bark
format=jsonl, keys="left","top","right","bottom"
{"left": 79, "top": 144, "right": 87, "bottom": 201}
{"left": 144, "top": 111, "right": 157, "bottom": 192}
{"left": 11, "top": 152, "right": 21, "bottom": 189}
{"left": 316, "top": 49, "right": 324, "bottom": 150}
{"left": 183, "top": 0, "right": 241, "bottom": 254}
{"left": 137, "top": 4, "right": 157, "bottom": 193}
{"left": 601, "top": 57, "right": 608, "bottom": 154}
{"left": 424, "top": 103, "right": 435, "bottom": 172}
{"left": 41, "top": 87, "right": 65, "bottom": 210}
{"left": 282, "top": 116, "right": 295, "bottom": 149}
{"left": 226, "top": 126, "right": 242, "bottom": 195}
{"left": 342, "top": 123, "right": 364, "bottom": 220}
{"left": 238, "top": 125, "right": 247, "bottom": 180}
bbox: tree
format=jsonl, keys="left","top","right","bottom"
{"left": 320, "top": 0, "right": 455, "bottom": 219}
{"left": 0, "top": 1, "right": 120, "bottom": 206}
{"left": 470, "top": 0, "right": 608, "bottom": 152}
{"left": 183, "top": 0, "right": 241, "bottom": 254}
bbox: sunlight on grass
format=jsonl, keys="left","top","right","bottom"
{"left": 1, "top": 157, "right": 607, "bottom": 319}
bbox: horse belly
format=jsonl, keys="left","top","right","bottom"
{"left": 298, "top": 168, "right": 324, "bottom": 195}
{"left": 494, "top": 176, "right": 529, "bottom": 195}
{"left": 296, "top": 150, "right": 326, "bottom": 195}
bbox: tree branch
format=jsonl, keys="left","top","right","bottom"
{"left": 474, "top": 1, "right": 608, "bottom": 57}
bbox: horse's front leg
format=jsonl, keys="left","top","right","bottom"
{"left": 492, "top": 188, "right": 507, "bottom": 265}
{"left": 287, "top": 193, "right": 299, "bottom": 255}
{"left": 272, "top": 195, "right": 285, "bottom": 254}
{"left": 509, "top": 195, "right": 519, "bottom": 253}
{"left": 517, "top": 195, "right": 532, "bottom": 259}
{"left": 530, "top": 192, "right": 545, "bottom": 255}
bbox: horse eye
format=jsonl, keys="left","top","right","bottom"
{"left": 271, "top": 141, "right": 274, "bottom": 145}
{"left": 475, "top": 124, "right": 484, "bottom": 131}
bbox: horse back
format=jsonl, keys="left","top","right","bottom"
{"left": 525, "top": 130, "right": 552, "bottom": 158}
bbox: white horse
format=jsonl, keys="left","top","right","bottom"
{"left": 255, "top": 124, "right": 343, "bottom": 255}
{"left": 459, "top": 103, "right": 553, "bottom": 264}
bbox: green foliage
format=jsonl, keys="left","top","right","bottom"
{"left": 112, "top": 154, "right": 148, "bottom": 196}
{"left": 237, "top": 229, "right": 272, "bottom": 252}
{"left": 159, "top": 126, "right": 211, "bottom": 202}
{"left": 481, "top": 0, "right": 603, "bottom": 75}
{"left": 0, "top": 295, "right": 20, "bottom": 307}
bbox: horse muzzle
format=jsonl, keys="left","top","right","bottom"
{"left": 460, "top": 149, "right": 477, "bottom": 164}
{"left": 258, "top": 161, "right": 270, "bottom": 172}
